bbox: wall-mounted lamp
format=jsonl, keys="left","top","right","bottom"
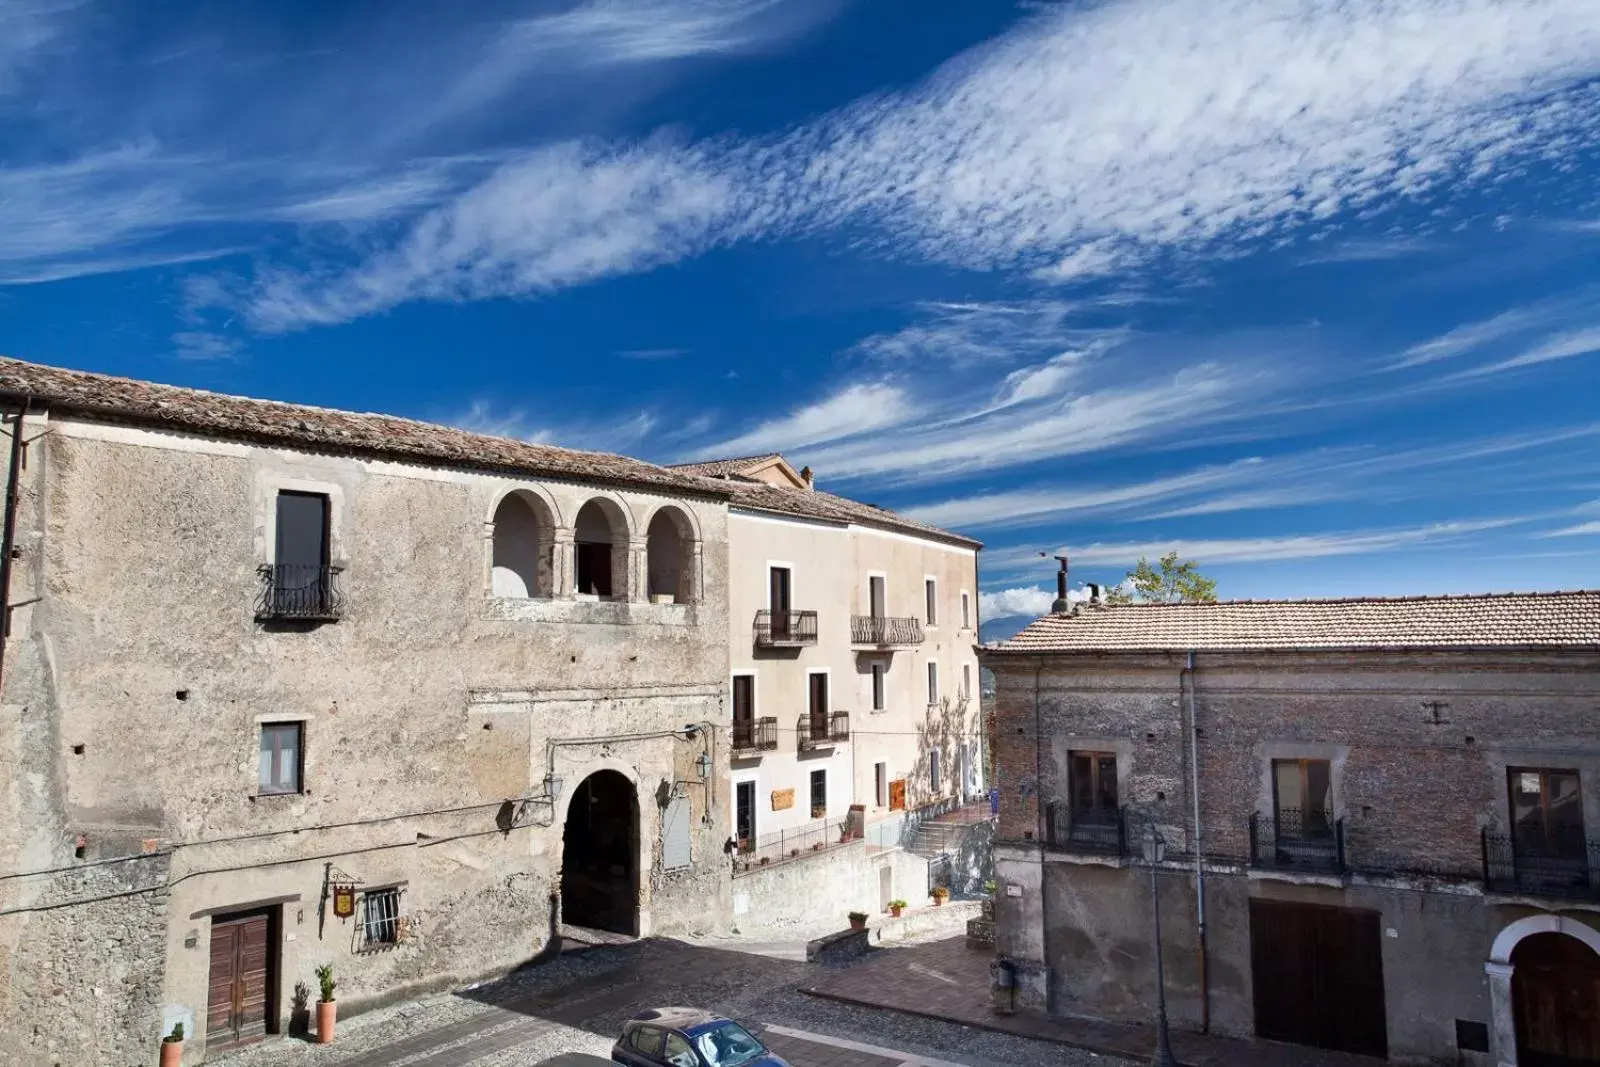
{"left": 694, "top": 753, "right": 712, "bottom": 781}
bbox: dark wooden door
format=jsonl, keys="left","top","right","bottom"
{"left": 1249, "top": 899, "right": 1387, "bottom": 1058}
{"left": 735, "top": 780, "right": 756, "bottom": 848}
{"left": 1514, "top": 933, "right": 1600, "bottom": 1066}
{"left": 206, "top": 911, "right": 274, "bottom": 1049}
{"left": 769, "top": 567, "right": 792, "bottom": 637}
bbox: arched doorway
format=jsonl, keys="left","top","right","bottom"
{"left": 1514, "top": 932, "right": 1600, "bottom": 1066}
{"left": 559, "top": 770, "right": 639, "bottom": 936}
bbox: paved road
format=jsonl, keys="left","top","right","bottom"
{"left": 219, "top": 936, "right": 1106, "bottom": 1067}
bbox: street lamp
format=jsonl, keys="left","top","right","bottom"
{"left": 1142, "top": 824, "right": 1177, "bottom": 1067}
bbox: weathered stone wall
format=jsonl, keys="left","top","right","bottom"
{"left": 0, "top": 414, "right": 733, "bottom": 1065}
{"left": 730, "top": 843, "right": 929, "bottom": 934}
{"left": 985, "top": 647, "right": 1600, "bottom": 1065}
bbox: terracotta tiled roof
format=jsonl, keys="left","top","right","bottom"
{"left": 672, "top": 454, "right": 784, "bottom": 479}
{"left": 0, "top": 356, "right": 728, "bottom": 498}
{"left": 983, "top": 591, "right": 1600, "bottom": 654}
{"left": 668, "top": 455, "right": 982, "bottom": 549}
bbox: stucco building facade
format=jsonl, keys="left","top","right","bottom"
{"left": 980, "top": 582, "right": 1600, "bottom": 1066}
{"left": 670, "top": 455, "right": 985, "bottom": 911}
{"left": 0, "top": 357, "right": 735, "bottom": 1065}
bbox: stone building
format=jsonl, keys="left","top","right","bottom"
{"left": 669, "top": 454, "right": 987, "bottom": 922}
{"left": 0, "top": 357, "right": 734, "bottom": 1065}
{"left": 979, "top": 581, "right": 1600, "bottom": 1066}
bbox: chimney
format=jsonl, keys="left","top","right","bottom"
{"left": 1051, "top": 554, "right": 1072, "bottom": 615}
{"left": 1086, "top": 582, "right": 1102, "bottom": 605}
{"left": 800, "top": 465, "right": 814, "bottom": 490}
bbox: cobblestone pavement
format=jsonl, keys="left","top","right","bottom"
{"left": 804, "top": 936, "right": 1379, "bottom": 1067}
{"left": 217, "top": 934, "right": 1112, "bottom": 1067}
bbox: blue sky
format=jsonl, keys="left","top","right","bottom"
{"left": 2, "top": 0, "right": 1599, "bottom": 625}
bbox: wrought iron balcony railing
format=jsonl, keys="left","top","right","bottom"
{"left": 753, "top": 609, "right": 818, "bottom": 647}
{"left": 1043, "top": 802, "right": 1128, "bottom": 856}
{"left": 731, "top": 716, "right": 779, "bottom": 754}
{"left": 256, "top": 564, "right": 344, "bottom": 621}
{"left": 849, "top": 615, "right": 924, "bottom": 648}
{"left": 1250, "top": 808, "right": 1345, "bottom": 875}
{"left": 1482, "top": 827, "right": 1600, "bottom": 901}
{"left": 797, "top": 710, "right": 850, "bottom": 749}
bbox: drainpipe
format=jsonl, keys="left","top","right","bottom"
{"left": 0, "top": 400, "right": 30, "bottom": 696}
{"left": 1184, "top": 650, "right": 1209, "bottom": 1033}
{"left": 1034, "top": 662, "right": 1049, "bottom": 1012}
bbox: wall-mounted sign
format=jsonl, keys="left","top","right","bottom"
{"left": 771, "top": 788, "right": 794, "bottom": 811}
{"left": 332, "top": 885, "right": 356, "bottom": 919}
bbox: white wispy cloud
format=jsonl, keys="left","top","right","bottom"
{"left": 980, "top": 585, "right": 1088, "bottom": 620}
{"left": 1453, "top": 326, "right": 1600, "bottom": 378}
{"left": 172, "top": 330, "right": 242, "bottom": 362}
{"left": 450, "top": 399, "right": 658, "bottom": 452}
{"left": 695, "top": 381, "right": 914, "bottom": 458}
{"left": 221, "top": 0, "right": 1600, "bottom": 331}
{"left": 1030, "top": 519, "right": 1527, "bottom": 569}
{"left": 1545, "top": 520, "right": 1600, "bottom": 537}
{"left": 617, "top": 348, "right": 689, "bottom": 361}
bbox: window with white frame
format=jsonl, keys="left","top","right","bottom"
{"left": 962, "top": 664, "right": 972, "bottom": 701}
{"left": 871, "top": 662, "right": 886, "bottom": 711}
{"left": 258, "top": 722, "right": 303, "bottom": 795}
{"left": 926, "top": 661, "right": 939, "bottom": 706}
{"left": 961, "top": 591, "right": 970, "bottom": 630}
{"left": 360, "top": 886, "right": 402, "bottom": 949}
{"left": 925, "top": 577, "right": 938, "bottom": 625}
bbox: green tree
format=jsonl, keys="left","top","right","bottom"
{"left": 1104, "top": 552, "right": 1218, "bottom": 604}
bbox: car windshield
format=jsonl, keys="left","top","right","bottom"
{"left": 692, "top": 1021, "right": 766, "bottom": 1067}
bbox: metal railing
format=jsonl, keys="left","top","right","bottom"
{"left": 1250, "top": 808, "right": 1345, "bottom": 874}
{"left": 753, "top": 609, "right": 818, "bottom": 647}
{"left": 797, "top": 711, "right": 850, "bottom": 748}
{"left": 731, "top": 716, "right": 778, "bottom": 754}
{"left": 1046, "top": 804, "right": 1127, "bottom": 856}
{"left": 849, "top": 615, "right": 925, "bottom": 647}
{"left": 734, "top": 814, "right": 855, "bottom": 870}
{"left": 256, "top": 564, "right": 344, "bottom": 620}
{"left": 1483, "top": 828, "right": 1600, "bottom": 900}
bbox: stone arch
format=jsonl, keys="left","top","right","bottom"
{"left": 573, "top": 496, "right": 630, "bottom": 599}
{"left": 644, "top": 504, "right": 697, "bottom": 604}
{"left": 1485, "top": 914, "right": 1600, "bottom": 1066}
{"left": 559, "top": 768, "right": 641, "bottom": 936}
{"left": 489, "top": 488, "right": 557, "bottom": 598}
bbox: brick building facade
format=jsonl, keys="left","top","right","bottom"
{"left": 979, "top": 587, "right": 1600, "bottom": 1066}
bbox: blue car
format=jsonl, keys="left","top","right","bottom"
{"left": 611, "top": 1007, "right": 790, "bottom": 1067}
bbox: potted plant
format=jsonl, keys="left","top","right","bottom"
{"left": 789, "top": 847, "right": 799, "bottom": 858}
{"left": 759, "top": 856, "right": 770, "bottom": 865}
{"left": 315, "top": 963, "right": 337, "bottom": 1044}
{"left": 848, "top": 911, "right": 868, "bottom": 931}
{"left": 160, "top": 1022, "right": 183, "bottom": 1067}
{"left": 931, "top": 886, "right": 950, "bottom": 907}
{"left": 811, "top": 842, "right": 824, "bottom": 851}
{"left": 888, "top": 898, "right": 908, "bottom": 919}
{"left": 984, "top": 880, "right": 997, "bottom": 896}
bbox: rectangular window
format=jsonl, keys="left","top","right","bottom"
{"left": 962, "top": 664, "right": 972, "bottom": 701}
{"left": 1273, "top": 758, "right": 1334, "bottom": 840}
{"left": 869, "top": 575, "right": 886, "bottom": 619}
{"left": 931, "top": 749, "right": 942, "bottom": 793}
{"left": 258, "top": 722, "right": 303, "bottom": 795}
{"left": 961, "top": 591, "right": 971, "bottom": 630}
{"left": 808, "top": 672, "right": 829, "bottom": 733}
{"left": 735, "top": 781, "right": 756, "bottom": 850}
{"left": 575, "top": 542, "right": 612, "bottom": 597}
{"left": 875, "top": 762, "right": 888, "bottom": 808}
{"left": 769, "top": 566, "right": 792, "bottom": 638}
{"left": 272, "top": 491, "right": 332, "bottom": 615}
{"left": 360, "top": 887, "right": 401, "bottom": 949}
{"left": 871, "top": 662, "right": 886, "bottom": 711}
{"left": 926, "top": 661, "right": 939, "bottom": 706}
{"left": 925, "top": 578, "right": 938, "bottom": 625}
{"left": 1069, "top": 751, "right": 1118, "bottom": 813}
{"left": 810, "top": 769, "right": 827, "bottom": 819}
{"left": 1509, "top": 767, "right": 1585, "bottom": 858}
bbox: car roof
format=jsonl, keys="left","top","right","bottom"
{"left": 628, "top": 1006, "right": 728, "bottom": 1032}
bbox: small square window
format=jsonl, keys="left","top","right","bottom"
{"left": 361, "top": 887, "right": 402, "bottom": 949}
{"left": 258, "top": 723, "right": 303, "bottom": 795}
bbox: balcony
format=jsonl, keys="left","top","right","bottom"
{"left": 1046, "top": 804, "right": 1128, "bottom": 857}
{"left": 753, "top": 609, "right": 818, "bottom": 648}
{"left": 850, "top": 615, "right": 924, "bottom": 649}
{"left": 797, "top": 711, "right": 850, "bottom": 750}
{"left": 256, "top": 564, "right": 344, "bottom": 621}
{"left": 731, "top": 716, "right": 779, "bottom": 755}
{"left": 1483, "top": 828, "right": 1600, "bottom": 901}
{"left": 1250, "top": 808, "right": 1345, "bottom": 876}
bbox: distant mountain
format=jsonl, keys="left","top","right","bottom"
{"left": 978, "top": 615, "right": 1034, "bottom": 646}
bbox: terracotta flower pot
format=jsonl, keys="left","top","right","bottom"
{"left": 932, "top": 896, "right": 944, "bottom": 907}
{"left": 849, "top": 918, "right": 866, "bottom": 931}
{"left": 159, "top": 1039, "right": 183, "bottom": 1067}
{"left": 316, "top": 1000, "right": 337, "bottom": 1044}
{"left": 890, "top": 906, "right": 903, "bottom": 918}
